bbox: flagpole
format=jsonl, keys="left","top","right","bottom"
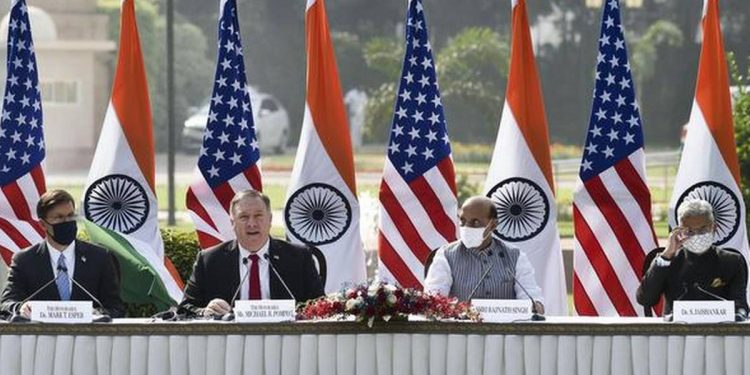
{"left": 166, "top": 0, "right": 176, "bottom": 226}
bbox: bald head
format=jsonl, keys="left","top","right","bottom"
{"left": 462, "top": 196, "right": 496, "bottom": 218}
{"left": 459, "top": 196, "right": 497, "bottom": 228}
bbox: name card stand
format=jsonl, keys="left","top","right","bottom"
{"left": 234, "top": 300, "right": 296, "bottom": 323}
{"left": 672, "top": 300, "right": 735, "bottom": 323}
{"left": 472, "top": 299, "right": 532, "bottom": 323}
{"left": 28, "top": 301, "right": 93, "bottom": 323}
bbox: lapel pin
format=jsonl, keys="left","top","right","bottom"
{"left": 273, "top": 254, "right": 280, "bottom": 260}
{"left": 81, "top": 256, "right": 87, "bottom": 263}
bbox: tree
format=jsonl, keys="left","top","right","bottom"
{"left": 362, "top": 27, "right": 509, "bottom": 144}
{"left": 729, "top": 54, "right": 750, "bottom": 224}
{"left": 437, "top": 27, "right": 509, "bottom": 143}
{"left": 98, "top": 0, "right": 213, "bottom": 149}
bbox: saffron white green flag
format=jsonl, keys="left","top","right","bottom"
{"left": 668, "top": 0, "right": 750, "bottom": 290}
{"left": 284, "top": 0, "right": 366, "bottom": 292}
{"left": 483, "top": 0, "right": 567, "bottom": 315}
{"left": 82, "top": 0, "right": 183, "bottom": 305}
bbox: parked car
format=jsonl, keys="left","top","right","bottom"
{"left": 182, "top": 89, "right": 290, "bottom": 154}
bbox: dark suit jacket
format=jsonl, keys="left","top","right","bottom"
{"left": 0, "top": 240, "right": 125, "bottom": 318}
{"left": 637, "top": 246, "right": 749, "bottom": 315}
{"left": 178, "top": 238, "right": 325, "bottom": 316}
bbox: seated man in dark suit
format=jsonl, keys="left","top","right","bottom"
{"left": 0, "top": 189, "right": 125, "bottom": 319}
{"left": 179, "top": 190, "right": 324, "bottom": 317}
{"left": 637, "top": 199, "right": 748, "bottom": 318}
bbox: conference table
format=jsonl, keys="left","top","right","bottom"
{"left": 0, "top": 316, "right": 748, "bottom": 375}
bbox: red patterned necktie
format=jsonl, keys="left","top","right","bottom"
{"left": 248, "top": 254, "right": 261, "bottom": 300}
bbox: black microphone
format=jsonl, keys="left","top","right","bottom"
{"left": 151, "top": 307, "right": 183, "bottom": 322}
{"left": 692, "top": 282, "right": 745, "bottom": 322}
{"left": 467, "top": 263, "right": 494, "bottom": 301}
{"left": 509, "top": 272, "right": 546, "bottom": 321}
{"left": 693, "top": 282, "right": 726, "bottom": 301}
{"left": 8, "top": 265, "right": 67, "bottom": 323}
{"left": 221, "top": 256, "right": 251, "bottom": 321}
{"left": 264, "top": 253, "right": 297, "bottom": 301}
{"left": 675, "top": 282, "right": 690, "bottom": 301}
{"left": 58, "top": 265, "right": 112, "bottom": 323}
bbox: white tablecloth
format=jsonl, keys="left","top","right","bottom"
{"left": 1, "top": 317, "right": 749, "bottom": 375}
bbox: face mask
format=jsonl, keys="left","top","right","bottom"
{"left": 460, "top": 226, "right": 487, "bottom": 249}
{"left": 47, "top": 220, "right": 77, "bottom": 246}
{"left": 683, "top": 233, "right": 713, "bottom": 254}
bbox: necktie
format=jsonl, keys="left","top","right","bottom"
{"left": 56, "top": 254, "right": 71, "bottom": 301}
{"left": 248, "top": 254, "right": 261, "bottom": 300}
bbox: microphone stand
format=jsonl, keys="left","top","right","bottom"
{"left": 693, "top": 282, "right": 746, "bottom": 322}
{"left": 221, "top": 256, "right": 251, "bottom": 321}
{"left": 8, "top": 266, "right": 66, "bottom": 323}
{"left": 510, "top": 273, "right": 545, "bottom": 321}
{"left": 466, "top": 264, "right": 494, "bottom": 301}
{"left": 67, "top": 273, "right": 111, "bottom": 323}
{"left": 263, "top": 253, "right": 297, "bottom": 301}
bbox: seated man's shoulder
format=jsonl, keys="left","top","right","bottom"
{"left": 440, "top": 240, "right": 464, "bottom": 255}
{"left": 715, "top": 247, "right": 745, "bottom": 263}
{"left": 76, "top": 241, "right": 114, "bottom": 258}
{"left": 11, "top": 242, "right": 47, "bottom": 263}
{"left": 272, "top": 238, "right": 311, "bottom": 256}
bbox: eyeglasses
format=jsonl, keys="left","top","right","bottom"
{"left": 44, "top": 214, "right": 78, "bottom": 225}
{"left": 683, "top": 225, "right": 713, "bottom": 236}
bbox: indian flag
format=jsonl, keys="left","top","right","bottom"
{"left": 483, "top": 0, "right": 567, "bottom": 315}
{"left": 82, "top": 0, "right": 183, "bottom": 306}
{"left": 668, "top": 0, "right": 750, "bottom": 283}
{"left": 284, "top": 0, "right": 366, "bottom": 292}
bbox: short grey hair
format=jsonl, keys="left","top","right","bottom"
{"left": 677, "top": 199, "right": 714, "bottom": 224}
{"left": 229, "top": 189, "right": 271, "bottom": 216}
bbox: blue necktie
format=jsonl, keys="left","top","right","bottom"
{"left": 56, "top": 254, "right": 71, "bottom": 301}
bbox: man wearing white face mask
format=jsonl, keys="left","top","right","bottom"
{"left": 637, "top": 199, "right": 748, "bottom": 317}
{"left": 424, "top": 196, "right": 544, "bottom": 313}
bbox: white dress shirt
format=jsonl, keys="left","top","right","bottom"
{"left": 238, "top": 239, "right": 270, "bottom": 300}
{"left": 47, "top": 241, "right": 75, "bottom": 295}
{"left": 424, "top": 246, "right": 544, "bottom": 303}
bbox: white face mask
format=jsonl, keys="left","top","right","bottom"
{"left": 683, "top": 233, "right": 714, "bottom": 254}
{"left": 460, "top": 226, "right": 487, "bottom": 249}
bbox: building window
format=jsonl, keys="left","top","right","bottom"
{"left": 40, "top": 81, "right": 79, "bottom": 105}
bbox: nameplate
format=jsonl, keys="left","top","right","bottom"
{"left": 673, "top": 300, "right": 735, "bottom": 323}
{"left": 471, "top": 299, "right": 532, "bottom": 323}
{"left": 28, "top": 301, "right": 93, "bottom": 323}
{"left": 234, "top": 300, "right": 296, "bottom": 323}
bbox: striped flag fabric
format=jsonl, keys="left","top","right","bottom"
{"left": 483, "top": 0, "right": 567, "bottom": 315}
{"left": 186, "top": 0, "right": 262, "bottom": 250}
{"left": 668, "top": 0, "right": 749, "bottom": 288}
{"left": 0, "top": 0, "right": 46, "bottom": 265}
{"left": 283, "top": 0, "right": 366, "bottom": 292}
{"left": 572, "top": 0, "right": 658, "bottom": 316}
{"left": 83, "top": 0, "right": 183, "bottom": 304}
{"left": 377, "top": 0, "right": 458, "bottom": 289}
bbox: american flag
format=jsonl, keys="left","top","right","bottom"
{"left": 572, "top": 0, "right": 658, "bottom": 316}
{"left": 186, "top": 0, "right": 261, "bottom": 249}
{"left": 0, "top": 0, "right": 46, "bottom": 265}
{"left": 377, "top": 0, "right": 458, "bottom": 289}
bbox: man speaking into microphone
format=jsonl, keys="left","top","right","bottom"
{"left": 0, "top": 189, "right": 124, "bottom": 319}
{"left": 179, "top": 190, "right": 324, "bottom": 318}
{"left": 424, "top": 196, "right": 544, "bottom": 314}
{"left": 637, "top": 199, "right": 748, "bottom": 317}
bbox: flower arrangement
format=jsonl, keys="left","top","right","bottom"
{"left": 297, "top": 282, "right": 481, "bottom": 326}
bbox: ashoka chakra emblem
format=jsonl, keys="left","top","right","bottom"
{"left": 487, "top": 177, "right": 550, "bottom": 242}
{"left": 675, "top": 181, "right": 740, "bottom": 246}
{"left": 83, "top": 174, "right": 150, "bottom": 234}
{"left": 284, "top": 183, "right": 352, "bottom": 246}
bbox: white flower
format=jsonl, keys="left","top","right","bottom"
{"left": 345, "top": 297, "right": 363, "bottom": 311}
